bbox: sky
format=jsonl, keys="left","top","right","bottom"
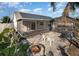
{"left": 0, "top": 2, "right": 79, "bottom": 19}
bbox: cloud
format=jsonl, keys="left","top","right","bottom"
{"left": 0, "top": 3, "right": 7, "bottom": 8}
{"left": 54, "top": 9, "right": 63, "bottom": 14}
{"left": 48, "top": 7, "right": 53, "bottom": 12}
{"left": 52, "top": 9, "right": 63, "bottom": 18}
{"left": 8, "top": 2, "right": 20, "bottom": 7}
{"left": 25, "top": 2, "right": 32, "bottom": 5}
{"left": 18, "top": 9, "right": 32, "bottom": 13}
{"left": 0, "top": 2, "right": 32, "bottom": 10}
{"left": 0, "top": 2, "right": 20, "bottom": 8}
{"left": 0, "top": 9, "right": 4, "bottom": 13}
{"left": 48, "top": 3, "right": 51, "bottom": 7}
{"left": 33, "top": 8, "right": 43, "bottom": 12}
{"left": 76, "top": 8, "right": 79, "bottom": 13}
{"left": 56, "top": 2, "right": 67, "bottom": 11}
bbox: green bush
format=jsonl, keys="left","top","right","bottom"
{"left": 2, "top": 16, "right": 10, "bottom": 23}
{"left": 0, "top": 28, "right": 30, "bottom": 56}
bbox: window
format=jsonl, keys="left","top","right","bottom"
{"left": 39, "top": 22, "right": 44, "bottom": 25}
{"left": 31, "top": 22, "right": 35, "bottom": 30}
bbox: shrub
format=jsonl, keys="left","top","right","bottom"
{"left": 0, "top": 28, "right": 30, "bottom": 56}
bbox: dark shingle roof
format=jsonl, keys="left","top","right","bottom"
{"left": 14, "top": 12, "right": 52, "bottom": 21}
{"left": 14, "top": 12, "right": 76, "bottom": 22}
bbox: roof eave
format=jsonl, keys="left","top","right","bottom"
{"left": 17, "top": 18, "right": 51, "bottom": 21}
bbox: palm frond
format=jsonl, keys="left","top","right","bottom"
{"left": 74, "top": 2, "right": 79, "bottom": 7}
{"left": 69, "top": 2, "right": 79, "bottom": 11}
{"left": 51, "top": 2, "right": 56, "bottom": 11}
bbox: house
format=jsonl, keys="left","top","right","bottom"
{"left": 52, "top": 5, "right": 75, "bottom": 33}
{"left": 52, "top": 16, "right": 75, "bottom": 32}
{"left": 13, "top": 12, "right": 52, "bottom": 34}
{"left": 13, "top": 7, "right": 76, "bottom": 36}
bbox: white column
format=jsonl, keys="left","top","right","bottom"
{"left": 28, "top": 22, "right": 31, "bottom": 31}
{"left": 44, "top": 21, "right": 46, "bottom": 29}
{"left": 13, "top": 14, "right": 17, "bottom": 31}
{"left": 35, "top": 21, "right": 37, "bottom": 30}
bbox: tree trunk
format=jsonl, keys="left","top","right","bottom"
{"left": 62, "top": 3, "right": 70, "bottom": 17}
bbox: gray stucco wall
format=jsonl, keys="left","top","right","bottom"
{"left": 0, "top": 23, "right": 14, "bottom": 33}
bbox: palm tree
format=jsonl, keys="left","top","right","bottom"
{"left": 51, "top": 2, "right": 79, "bottom": 38}
{"left": 51, "top": 2, "right": 79, "bottom": 17}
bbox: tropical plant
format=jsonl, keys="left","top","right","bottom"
{"left": 0, "top": 28, "right": 14, "bottom": 55}
{"left": 51, "top": 2, "right": 79, "bottom": 37}
{"left": 51, "top": 2, "right": 79, "bottom": 16}
{"left": 0, "top": 28, "right": 30, "bottom": 56}
{"left": 2, "top": 16, "right": 11, "bottom": 23}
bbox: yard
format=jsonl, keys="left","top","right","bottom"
{"left": 26, "top": 31, "right": 79, "bottom": 56}
{"left": 0, "top": 28, "right": 79, "bottom": 56}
